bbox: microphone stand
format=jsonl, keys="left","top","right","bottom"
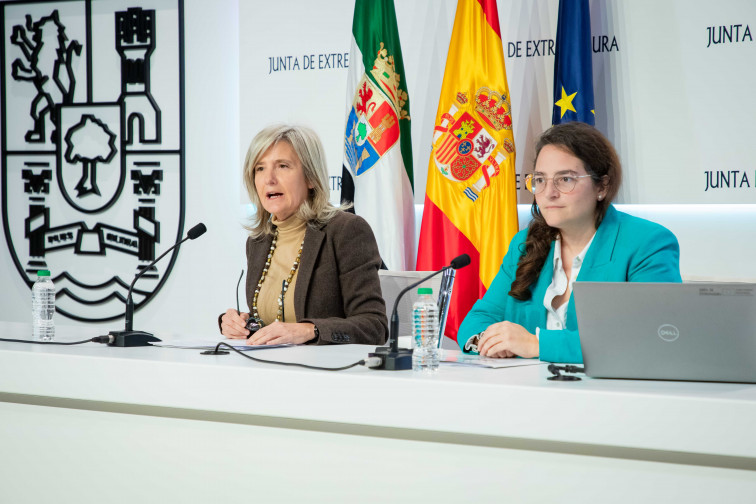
{"left": 369, "top": 268, "right": 452, "bottom": 370}
{"left": 107, "top": 223, "right": 206, "bottom": 347}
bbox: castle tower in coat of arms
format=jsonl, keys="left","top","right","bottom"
{"left": 2, "top": 1, "right": 185, "bottom": 322}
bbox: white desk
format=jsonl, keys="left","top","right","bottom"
{"left": 0, "top": 321, "right": 754, "bottom": 503}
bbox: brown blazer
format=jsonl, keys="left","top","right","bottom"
{"left": 245, "top": 211, "right": 388, "bottom": 345}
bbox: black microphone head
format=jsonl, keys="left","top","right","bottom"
{"left": 450, "top": 254, "right": 471, "bottom": 270}
{"left": 187, "top": 223, "right": 207, "bottom": 240}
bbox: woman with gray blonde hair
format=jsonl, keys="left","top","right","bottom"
{"left": 220, "top": 124, "right": 388, "bottom": 346}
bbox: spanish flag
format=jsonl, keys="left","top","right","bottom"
{"left": 416, "top": 0, "right": 518, "bottom": 341}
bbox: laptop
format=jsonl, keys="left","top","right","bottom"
{"left": 573, "top": 282, "right": 756, "bottom": 383}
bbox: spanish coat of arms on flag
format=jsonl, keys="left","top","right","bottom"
{"left": 417, "top": 0, "right": 519, "bottom": 341}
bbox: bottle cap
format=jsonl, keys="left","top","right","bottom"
{"left": 37, "top": 270, "right": 51, "bottom": 277}
{"left": 417, "top": 287, "right": 433, "bottom": 295}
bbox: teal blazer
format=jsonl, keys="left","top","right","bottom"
{"left": 458, "top": 205, "right": 682, "bottom": 363}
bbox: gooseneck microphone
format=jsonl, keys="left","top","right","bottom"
{"left": 369, "top": 253, "right": 471, "bottom": 370}
{"left": 107, "top": 223, "right": 207, "bottom": 347}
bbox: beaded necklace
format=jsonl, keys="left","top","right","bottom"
{"left": 251, "top": 228, "right": 305, "bottom": 324}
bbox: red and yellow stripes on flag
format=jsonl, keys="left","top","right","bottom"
{"left": 417, "top": 0, "right": 518, "bottom": 341}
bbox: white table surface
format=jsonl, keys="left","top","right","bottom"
{"left": 1, "top": 320, "right": 755, "bottom": 463}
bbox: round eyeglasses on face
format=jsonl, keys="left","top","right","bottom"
{"left": 524, "top": 172, "right": 593, "bottom": 195}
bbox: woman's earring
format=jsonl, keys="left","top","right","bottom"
{"left": 598, "top": 195, "right": 604, "bottom": 201}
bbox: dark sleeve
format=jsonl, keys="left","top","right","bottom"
{"left": 300, "top": 215, "right": 388, "bottom": 345}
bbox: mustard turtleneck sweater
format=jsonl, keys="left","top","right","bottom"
{"left": 256, "top": 215, "right": 307, "bottom": 325}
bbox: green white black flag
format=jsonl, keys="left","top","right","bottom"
{"left": 341, "top": 0, "right": 414, "bottom": 270}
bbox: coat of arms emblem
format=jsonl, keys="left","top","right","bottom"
{"left": 431, "top": 87, "right": 514, "bottom": 202}
{"left": 1, "top": 0, "right": 185, "bottom": 321}
{"left": 344, "top": 42, "right": 409, "bottom": 177}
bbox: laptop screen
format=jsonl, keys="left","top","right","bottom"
{"left": 573, "top": 282, "right": 756, "bottom": 383}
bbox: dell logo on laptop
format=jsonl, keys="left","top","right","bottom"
{"left": 658, "top": 324, "right": 680, "bottom": 342}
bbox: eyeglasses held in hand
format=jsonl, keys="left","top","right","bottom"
{"left": 524, "top": 172, "right": 593, "bottom": 195}
{"left": 280, "top": 279, "right": 286, "bottom": 323}
{"left": 236, "top": 269, "right": 262, "bottom": 336}
{"left": 236, "top": 269, "right": 244, "bottom": 313}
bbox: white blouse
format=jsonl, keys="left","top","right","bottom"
{"left": 536, "top": 233, "right": 596, "bottom": 338}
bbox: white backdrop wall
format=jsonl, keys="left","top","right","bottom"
{"left": 241, "top": 0, "right": 756, "bottom": 205}
{"left": 1, "top": 0, "right": 755, "bottom": 337}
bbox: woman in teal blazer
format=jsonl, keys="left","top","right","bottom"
{"left": 458, "top": 123, "right": 682, "bottom": 364}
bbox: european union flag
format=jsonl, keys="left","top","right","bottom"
{"left": 552, "top": 0, "right": 594, "bottom": 125}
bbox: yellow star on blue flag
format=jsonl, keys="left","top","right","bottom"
{"left": 555, "top": 86, "right": 577, "bottom": 118}
{"left": 552, "top": 0, "right": 594, "bottom": 125}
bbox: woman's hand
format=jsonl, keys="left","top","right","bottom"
{"left": 477, "top": 321, "right": 539, "bottom": 359}
{"left": 247, "top": 321, "right": 317, "bottom": 345}
{"left": 220, "top": 309, "right": 250, "bottom": 339}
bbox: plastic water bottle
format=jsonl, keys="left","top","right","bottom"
{"left": 412, "top": 287, "right": 439, "bottom": 373}
{"left": 32, "top": 270, "right": 55, "bottom": 341}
